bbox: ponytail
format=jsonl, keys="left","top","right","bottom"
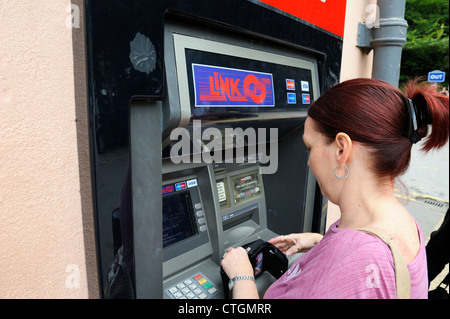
{"left": 401, "top": 78, "right": 449, "bottom": 152}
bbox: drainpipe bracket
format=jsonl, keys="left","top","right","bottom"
{"left": 356, "top": 22, "right": 373, "bottom": 54}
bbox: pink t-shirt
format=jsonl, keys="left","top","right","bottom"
{"left": 264, "top": 219, "right": 428, "bottom": 299}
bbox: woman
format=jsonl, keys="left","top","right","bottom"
{"left": 221, "top": 78, "right": 449, "bottom": 299}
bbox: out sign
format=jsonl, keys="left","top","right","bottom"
{"left": 428, "top": 70, "right": 445, "bottom": 83}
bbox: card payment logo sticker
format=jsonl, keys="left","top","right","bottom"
{"left": 286, "top": 79, "right": 295, "bottom": 90}
{"left": 301, "top": 81, "right": 309, "bottom": 91}
{"left": 287, "top": 93, "right": 296, "bottom": 104}
{"left": 302, "top": 94, "right": 310, "bottom": 104}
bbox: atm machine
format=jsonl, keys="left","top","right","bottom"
{"left": 85, "top": 0, "right": 345, "bottom": 299}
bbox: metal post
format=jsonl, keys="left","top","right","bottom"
{"left": 129, "top": 99, "right": 163, "bottom": 298}
{"left": 371, "top": 0, "right": 408, "bottom": 87}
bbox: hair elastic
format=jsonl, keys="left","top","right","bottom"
{"left": 405, "top": 98, "right": 421, "bottom": 144}
{"left": 404, "top": 94, "right": 432, "bottom": 144}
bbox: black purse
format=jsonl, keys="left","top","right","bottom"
{"left": 220, "top": 239, "right": 288, "bottom": 298}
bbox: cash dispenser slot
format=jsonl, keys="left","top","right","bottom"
{"left": 222, "top": 204, "right": 258, "bottom": 231}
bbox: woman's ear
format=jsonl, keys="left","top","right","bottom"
{"left": 335, "top": 132, "right": 352, "bottom": 166}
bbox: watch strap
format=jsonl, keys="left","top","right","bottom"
{"left": 228, "top": 275, "right": 255, "bottom": 291}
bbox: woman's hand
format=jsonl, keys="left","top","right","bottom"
{"left": 220, "top": 247, "right": 259, "bottom": 299}
{"left": 220, "top": 247, "right": 254, "bottom": 279}
{"left": 268, "top": 233, "right": 323, "bottom": 256}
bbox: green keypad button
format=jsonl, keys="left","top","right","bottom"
{"left": 203, "top": 282, "right": 212, "bottom": 289}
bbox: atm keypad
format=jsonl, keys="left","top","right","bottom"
{"left": 165, "top": 272, "right": 218, "bottom": 299}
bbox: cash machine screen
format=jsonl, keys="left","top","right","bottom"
{"left": 163, "top": 192, "right": 198, "bottom": 248}
{"left": 161, "top": 179, "right": 209, "bottom": 262}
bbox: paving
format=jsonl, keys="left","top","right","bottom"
{"left": 395, "top": 140, "right": 449, "bottom": 295}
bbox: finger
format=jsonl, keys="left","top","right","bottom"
{"left": 272, "top": 242, "right": 290, "bottom": 252}
{"left": 222, "top": 247, "right": 234, "bottom": 259}
{"left": 269, "top": 235, "right": 292, "bottom": 247}
{"left": 268, "top": 235, "right": 284, "bottom": 245}
{"left": 286, "top": 244, "right": 300, "bottom": 257}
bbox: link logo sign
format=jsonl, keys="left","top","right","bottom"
{"left": 192, "top": 64, "right": 275, "bottom": 107}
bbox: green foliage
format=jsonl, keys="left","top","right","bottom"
{"left": 400, "top": 0, "right": 449, "bottom": 87}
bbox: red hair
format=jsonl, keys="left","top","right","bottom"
{"left": 307, "top": 78, "right": 449, "bottom": 181}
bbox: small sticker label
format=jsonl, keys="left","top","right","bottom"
{"left": 187, "top": 179, "right": 198, "bottom": 188}
{"left": 302, "top": 94, "right": 310, "bottom": 104}
{"left": 287, "top": 93, "right": 296, "bottom": 104}
{"left": 175, "top": 182, "right": 187, "bottom": 191}
{"left": 162, "top": 184, "right": 175, "bottom": 195}
{"left": 301, "top": 81, "right": 309, "bottom": 91}
{"left": 286, "top": 79, "right": 295, "bottom": 90}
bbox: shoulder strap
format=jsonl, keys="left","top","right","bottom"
{"left": 356, "top": 227, "right": 411, "bottom": 299}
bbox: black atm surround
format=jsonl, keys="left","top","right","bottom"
{"left": 85, "top": 0, "right": 342, "bottom": 102}
{"left": 85, "top": 0, "right": 343, "bottom": 297}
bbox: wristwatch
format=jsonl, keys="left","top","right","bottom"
{"left": 228, "top": 275, "right": 255, "bottom": 291}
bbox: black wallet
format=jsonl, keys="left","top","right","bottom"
{"left": 220, "top": 239, "right": 288, "bottom": 298}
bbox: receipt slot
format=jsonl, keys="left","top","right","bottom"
{"left": 85, "top": 0, "right": 345, "bottom": 298}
